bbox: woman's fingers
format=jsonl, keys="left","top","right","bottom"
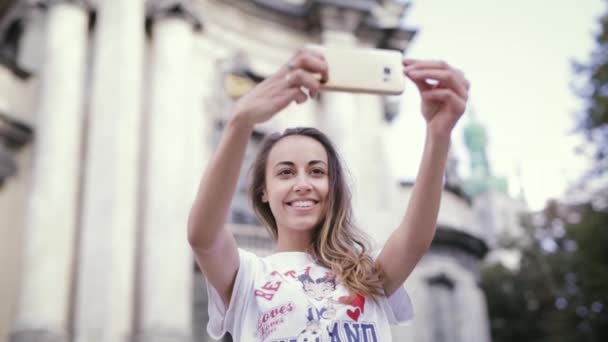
{"left": 409, "top": 77, "right": 435, "bottom": 93}
{"left": 285, "top": 69, "right": 322, "bottom": 98}
{"left": 274, "top": 88, "right": 308, "bottom": 111}
{"left": 403, "top": 59, "right": 469, "bottom": 99}
{"left": 286, "top": 49, "right": 329, "bottom": 84}
{"left": 407, "top": 69, "right": 468, "bottom": 99}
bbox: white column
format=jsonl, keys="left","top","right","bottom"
{"left": 10, "top": 1, "right": 88, "bottom": 341}
{"left": 73, "top": 0, "right": 144, "bottom": 341}
{"left": 353, "top": 94, "right": 390, "bottom": 226}
{"left": 318, "top": 6, "right": 367, "bottom": 223}
{"left": 134, "top": 2, "right": 203, "bottom": 341}
{"left": 459, "top": 279, "right": 492, "bottom": 342}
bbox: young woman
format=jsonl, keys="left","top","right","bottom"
{"left": 188, "top": 47, "right": 470, "bottom": 341}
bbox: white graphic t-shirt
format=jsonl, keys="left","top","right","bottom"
{"left": 205, "top": 248, "right": 414, "bottom": 341}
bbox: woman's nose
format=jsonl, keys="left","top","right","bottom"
{"left": 293, "top": 175, "right": 312, "bottom": 192}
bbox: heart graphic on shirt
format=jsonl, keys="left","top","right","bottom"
{"left": 338, "top": 293, "right": 366, "bottom": 322}
{"left": 346, "top": 308, "right": 361, "bottom": 321}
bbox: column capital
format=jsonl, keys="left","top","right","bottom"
{"left": 0, "top": 112, "right": 31, "bottom": 187}
{"left": 318, "top": 3, "right": 364, "bottom": 33}
{"left": 27, "top": 0, "right": 93, "bottom": 11}
{"left": 0, "top": 112, "right": 33, "bottom": 150}
{"left": 145, "top": 0, "right": 203, "bottom": 32}
{"left": 0, "top": 142, "right": 16, "bottom": 188}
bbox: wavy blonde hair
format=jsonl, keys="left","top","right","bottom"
{"left": 249, "top": 127, "right": 384, "bottom": 299}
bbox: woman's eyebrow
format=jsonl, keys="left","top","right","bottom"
{"left": 273, "top": 160, "right": 327, "bottom": 168}
{"left": 309, "top": 160, "right": 328, "bottom": 166}
{"left": 273, "top": 161, "right": 294, "bottom": 168}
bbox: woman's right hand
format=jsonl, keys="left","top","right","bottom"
{"left": 232, "top": 48, "right": 329, "bottom": 127}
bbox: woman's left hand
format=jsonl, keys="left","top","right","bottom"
{"left": 403, "top": 59, "right": 470, "bottom": 138}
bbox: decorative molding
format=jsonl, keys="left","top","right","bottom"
{"left": 252, "top": 0, "right": 313, "bottom": 17}
{"left": 27, "top": 0, "right": 93, "bottom": 11}
{"left": 0, "top": 1, "right": 30, "bottom": 79}
{"left": 212, "top": 0, "right": 417, "bottom": 50}
{"left": 0, "top": 0, "right": 93, "bottom": 80}
{"left": 0, "top": 18, "right": 31, "bottom": 79}
{"left": 145, "top": 0, "right": 203, "bottom": 33}
{"left": 0, "top": 112, "right": 33, "bottom": 187}
{"left": 427, "top": 273, "right": 456, "bottom": 290}
{"left": 431, "top": 225, "right": 489, "bottom": 259}
{"left": 358, "top": 25, "right": 417, "bottom": 51}
{"left": 0, "top": 112, "right": 34, "bottom": 149}
{"left": 318, "top": 4, "right": 364, "bottom": 33}
{"left": 0, "top": 142, "right": 17, "bottom": 186}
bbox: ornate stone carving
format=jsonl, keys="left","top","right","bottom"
{"left": 0, "top": 113, "right": 32, "bottom": 186}
{"left": 318, "top": 4, "right": 364, "bottom": 32}
{"left": 27, "top": 0, "right": 92, "bottom": 11}
{"left": 0, "top": 143, "right": 16, "bottom": 186}
{"left": 145, "top": 0, "right": 203, "bottom": 32}
{"left": 0, "top": 2, "right": 29, "bottom": 79}
{"left": 0, "top": 0, "right": 93, "bottom": 79}
{"left": 0, "top": 112, "right": 33, "bottom": 149}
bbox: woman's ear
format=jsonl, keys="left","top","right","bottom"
{"left": 261, "top": 189, "right": 268, "bottom": 203}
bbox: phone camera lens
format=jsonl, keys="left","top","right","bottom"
{"left": 383, "top": 67, "right": 391, "bottom": 74}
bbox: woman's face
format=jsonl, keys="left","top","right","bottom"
{"left": 263, "top": 135, "right": 330, "bottom": 236}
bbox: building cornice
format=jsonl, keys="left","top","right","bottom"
{"left": 432, "top": 225, "right": 489, "bottom": 259}
{"left": 145, "top": 0, "right": 204, "bottom": 34}
{"left": 213, "top": 0, "right": 416, "bottom": 51}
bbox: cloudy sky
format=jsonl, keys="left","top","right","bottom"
{"left": 387, "top": 0, "right": 604, "bottom": 210}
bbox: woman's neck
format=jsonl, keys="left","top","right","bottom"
{"left": 274, "top": 227, "right": 313, "bottom": 253}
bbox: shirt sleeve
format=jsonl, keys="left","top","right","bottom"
{"left": 205, "top": 248, "right": 258, "bottom": 339}
{"left": 370, "top": 248, "right": 415, "bottom": 325}
{"left": 379, "top": 285, "right": 415, "bottom": 325}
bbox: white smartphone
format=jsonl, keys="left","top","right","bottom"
{"left": 305, "top": 44, "right": 405, "bottom": 95}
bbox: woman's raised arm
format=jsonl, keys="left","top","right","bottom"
{"left": 377, "top": 59, "right": 470, "bottom": 296}
{"left": 187, "top": 115, "right": 253, "bottom": 306}
{"left": 187, "top": 48, "right": 327, "bottom": 305}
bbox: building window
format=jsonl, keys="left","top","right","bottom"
{"left": 427, "top": 274, "right": 459, "bottom": 342}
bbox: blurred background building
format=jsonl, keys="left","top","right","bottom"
{"left": 0, "top": 0, "right": 525, "bottom": 341}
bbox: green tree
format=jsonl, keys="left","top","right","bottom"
{"left": 482, "top": 201, "right": 608, "bottom": 342}
{"left": 573, "top": 1, "right": 608, "bottom": 176}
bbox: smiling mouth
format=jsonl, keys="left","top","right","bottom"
{"left": 286, "top": 200, "right": 319, "bottom": 209}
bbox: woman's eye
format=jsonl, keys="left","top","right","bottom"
{"left": 311, "top": 168, "right": 326, "bottom": 175}
{"left": 278, "top": 169, "right": 293, "bottom": 176}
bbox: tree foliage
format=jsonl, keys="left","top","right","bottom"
{"left": 482, "top": 200, "right": 608, "bottom": 342}
{"left": 574, "top": 1, "right": 608, "bottom": 176}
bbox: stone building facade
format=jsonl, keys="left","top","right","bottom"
{"left": 0, "top": 0, "right": 492, "bottom": 341}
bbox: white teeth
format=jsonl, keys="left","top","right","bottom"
{"left": 291, "top": 200, "right": 315, "bottom": 208}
